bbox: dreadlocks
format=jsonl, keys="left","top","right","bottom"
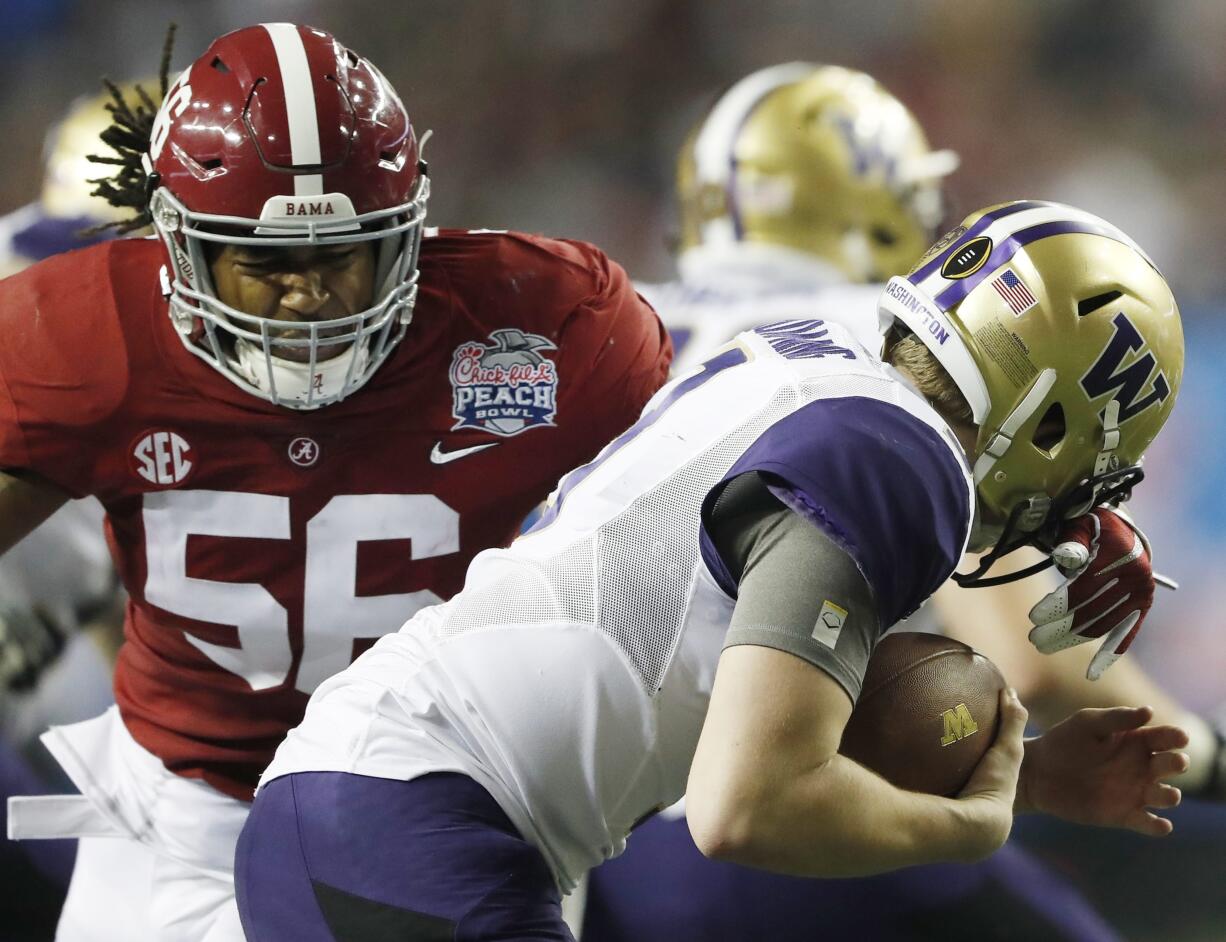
{"left": 86, "top": 24, "right": 177, "bottom": 235}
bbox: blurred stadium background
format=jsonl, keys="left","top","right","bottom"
{"left": 2, "top": 0, "right": 1224, "bottom": 939}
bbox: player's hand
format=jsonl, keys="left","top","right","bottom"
{"left": 955, "top": 688, "right": 1028, "bottom": 858}
{"left": 1028, "top": 507, "right": 1154, "bottom": 680}
{"left": 0, "top": 604, "right": 66, "bottom": 692}
{"left": 1017, "top": 706, "right": 1187, "bottom": 836}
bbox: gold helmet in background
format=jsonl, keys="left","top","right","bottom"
{"left": 0, "top": 81, "right": 153, "bottom": 276}
{"left": 879, "top": 201, "right": 1184, "bottom": 562}
{"left": 39, "top": 86, "right": 147, "bottom": 224}
{"left": 677, "top": 63, "right": 959, "bottom": 283}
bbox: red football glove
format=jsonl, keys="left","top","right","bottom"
{"left": 1027, "top": 507, "right": 1155, "bottom": 681}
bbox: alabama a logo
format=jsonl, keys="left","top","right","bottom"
{"left": 449, "top": 329, "right": 559, "bottom": 436}
{"left": 288, "top": 437, "right": 321, "bottom": 468}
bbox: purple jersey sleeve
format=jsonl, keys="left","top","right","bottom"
{"left": 700, "top": 396, "right": 971, "bottom": 627}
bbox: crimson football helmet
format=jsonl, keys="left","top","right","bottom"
{"left": 146, "top": 23, "right": 429, "bottom": 408}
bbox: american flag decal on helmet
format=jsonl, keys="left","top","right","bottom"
{"left": 991, "top": 269, "right": 1038, "bottom": 316}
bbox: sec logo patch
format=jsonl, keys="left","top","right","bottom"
{"left": 131, "top": 430, "right": 194, "bottom": 486}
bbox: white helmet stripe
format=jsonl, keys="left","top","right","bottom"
{"left": 692, "top": 62, "right": 815, "bottom": 246}
{"left": 693, "top": 62, "right": 815, "bottom": 186}
{"left": 263, "top": 23, "right": 324, "bottom": 196}
{"left": 908, "top": 200, "right": 1044, "bottom": 283}
{"left": 911, "top": 202, "right": 1151, "bottom": 306}
{"left": 935, "top": 219, "right": 1132, "bottom": 312}
{"left": 878, "top": 276, "right": 992, "bottom": 423}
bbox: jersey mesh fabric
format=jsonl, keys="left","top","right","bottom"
{"left": 436, "top": 541, "right": 597, "bottom": 631}
{"left": 433, "top": 371, "right": 905, "bottom": 694}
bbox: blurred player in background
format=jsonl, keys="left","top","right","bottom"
{"left": 1, "top": 23, "right": 670, "bottom": 942}
{"left": 647, "top": 62, "right": 957, "bottom": 372}
{"left": 0, "top": 83, "right": 145, "bottom": 706}
{"left": 578, "top": 63, "right": 1224, "bottom": 942}
{"left": 237, "top": 198, "right": 1186, "bottom": 942}
{"left": 0, "top": 82, "right": 146, "bottom": 939}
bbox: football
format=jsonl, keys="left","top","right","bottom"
{"left": 839, "top": 632, "right": 1006, "bottom": 797}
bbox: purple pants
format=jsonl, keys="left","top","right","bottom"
{"left": 236, "top": 771, "right": 573, "bottom": 941}
{"left": 583, "top": 814, "right": 1121, "bottom": 942}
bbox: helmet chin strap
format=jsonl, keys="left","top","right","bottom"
{"left": 953, "top": 465, "right": 1145, "bottom": 588}
{"left": 971, "top": 368, "right": 1057, "bottom": 485}
{"left": 1093, "top": 399, "right": 1122, "bottom": 478}
{"left": 234, "top": 339, "right": 369, "bottom": 408}
{"left": 955, "top": 381, "right": 1136, "bottom": 589}
{"left": 952, "top": 496, "right": 1057, "bottom": 588}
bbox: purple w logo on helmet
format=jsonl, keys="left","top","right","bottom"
{"left": 1080, "top": 312, "right": 1172, "bottom": 423}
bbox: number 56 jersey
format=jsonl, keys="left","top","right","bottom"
{"left": 262, "top": 318, "right": 975, "bottom": 890}
{"left": 0, "top": 229, "right": 671, "bottom": 801}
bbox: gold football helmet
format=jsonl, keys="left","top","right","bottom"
{"left": 878, "top": 201, "right": 1184, "bottom": 572}
{"left": 0, "top": 81, "right": 154, "bottom": 276}
{"left": 677, "top": 63, "right": 958, "bottom": 283}
{"left": 39, "top": 86, "right": 150, "bottom": 224}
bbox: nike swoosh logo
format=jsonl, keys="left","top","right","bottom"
{"left": 430, "top": 442, "right": 499, "bottom": 464}
{"left": 1097, "top": 531, "right": 1144, "bottom": 575}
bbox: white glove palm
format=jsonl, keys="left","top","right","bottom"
{"left": 1028, "top": 508, "right": 1156, "bottom": 680}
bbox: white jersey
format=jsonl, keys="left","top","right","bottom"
{"left": 0, "top": 499, "right": 113, "bottom": 626}
{"left": 262, "top": 319, "right": 973, "bottom": 891}
{"left": 639, "top": 247, "right": 949, "bottom": 636}
{"left": 0, "top": 211, "right": 122, "bottom": 748}
{"left": 639, "top": 242, "right": 887, "bottom": 375}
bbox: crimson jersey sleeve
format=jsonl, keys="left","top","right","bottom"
{"left": 422, "top": 229, "right": 673, "bottom": 477}
{"left": 0, "top": 243, "right": 136, "bottom": 496}
{"left": 545, "top": 237, "right": 673, "bottom": 459}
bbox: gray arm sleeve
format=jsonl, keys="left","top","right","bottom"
{"left": 709, "top": 472, "right": 883, "bottom": 702}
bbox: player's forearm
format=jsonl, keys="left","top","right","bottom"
{"left": 1023, "top": 642, "right": 1166, "bottom": 725}
{"left": 0, "top": 468, "right": 70, "bottom": 555}
{"left": 688, "top": 753, "right": 1000, "bottom": 878}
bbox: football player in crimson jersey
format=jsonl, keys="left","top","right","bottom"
{"left": 0, "top": 23, "right": 670, "bottom": 942}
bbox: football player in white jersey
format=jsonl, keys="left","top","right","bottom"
{"left": 640, "top": 62, "right": 958, "bottom": 374}
{"left": 600, "top": 64, "right": 1219, "bottom": 942}
{"left": 0, "top": 83, "right": 140, "bottom": 704}
{"left": 236, "top": 200, "right": 1187, "bottom": 941}
{"left": 0, "top": 81, "right": 140, "bottom": 938}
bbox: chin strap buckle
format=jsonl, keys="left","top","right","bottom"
{"left": 1014, "top": 495, "right": 1052, "bottom": 533}
{"left": 1093, "top": 399, "right": 1122, "bottom": 479}
{"left": 953, "top": 464, "right": 1147, "bottom": 590}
